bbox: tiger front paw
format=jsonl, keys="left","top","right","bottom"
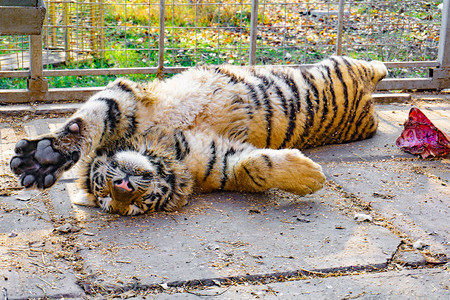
{"left": 10, "top": 137, "right": 81, "bottom": 189}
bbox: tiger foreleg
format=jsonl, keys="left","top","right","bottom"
{"left": 229, "top": 149, "right": 326, "bottom": 196}
{"left": 10, "top": 79, "right": 143, "bottom": 189}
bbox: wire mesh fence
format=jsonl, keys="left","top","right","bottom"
{"left": 0, "top": 0, "right": 445, "bottom": 90}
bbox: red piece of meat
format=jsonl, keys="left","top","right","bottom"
{"left": 396, "top": 107, "right": 450, "bottom": 158}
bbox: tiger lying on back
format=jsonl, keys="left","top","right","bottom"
{"left": 79, "top": 127, "right": 324, "bottom": 215}
{"left": 10, "top": 56, "right": 387, "bottom": 215}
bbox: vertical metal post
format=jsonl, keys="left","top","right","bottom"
{"left": 28, "top": 34, "right": 48, "bottom": 93}
{"left": 100, "top": 0, "right": 105, "bottom": 61}
{"left": 433, "top": 0, "right": 450, "bottom": 89}
{"left": 438, "top": 0, "right": 450, "bottom": 68}
{"left": 158, "top": 0, "right": 166, "bottom": 79}
{"left": 249, "top": 0, "right": 259, "bottom": 65}
{"left": 336, "top": 0, "right": 345, "bottom": 55}
{"left": 64, "top": 2, "right": 70, "bottom": 61}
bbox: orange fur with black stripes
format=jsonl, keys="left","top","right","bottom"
{"left": 10, "top": 56, "right": 387, "bottom": 215}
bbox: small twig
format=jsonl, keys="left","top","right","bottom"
{"left": 170, "top": 215, "right": 179, "bottom": 224}
{"left": 116, "top": 260, "right": 132, "bottom": 264}
{"left": 297, "top": 267, "right": 327, "bottom": 276}
{"left": 274, "top": 255, "right": 295, "bottom": 259}
{"left": 37, "top": 276, "right": 57, "bottom": 289}
{"left": 35, "top": 284, "right": 46, "bottom": 294}
{"left": 343, "top": 291, "right": 366, "bottom": 299}
{"left": 3, "top": 288, "right": 8, "bottom": 300}
{"left": 351, "top": 151, "right": 367, "bottom": 161}
{"left": 280, "top": 219, "right": 296, "bottom": 224}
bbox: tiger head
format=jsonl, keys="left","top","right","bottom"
{"left": 82, "top": 149, "right": 193, "bottom": 215}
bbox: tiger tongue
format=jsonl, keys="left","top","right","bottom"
{"left": 396, "top": 108, "right": 450, "bottom": 158}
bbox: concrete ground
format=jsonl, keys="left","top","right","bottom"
{"left": 0, "top": 94, "right": 449, "bottom": 299}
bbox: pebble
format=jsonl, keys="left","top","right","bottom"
{"left": 206, "top": 243, "right": 220, "bottom": 250}
{"left": 296, "top": 217, "right": 311, "bottom": 223}
{"left": 354, "top": 213, "right": 373, "bottom": 222}
{"left": 55, "top": 223, "right": 81, "bottom": 233}
{"left": 16, "top": 191, "right": 32, "bottom": 201}
{"left": 413, "top": 240, "right": 428, "bottom": 250}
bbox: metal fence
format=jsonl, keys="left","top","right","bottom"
{"left": 0, "top": 0, "right": 449, "bottom": 104}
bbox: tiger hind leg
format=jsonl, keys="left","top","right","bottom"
{"left": 228, "top": 149, "right": 326, "bottom": 196}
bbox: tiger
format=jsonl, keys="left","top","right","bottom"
{"left": 10, "top": 56, "right": 387, "bottom": 215}
{"left": 77, "top": 127, "right": 325, "bottom": 215}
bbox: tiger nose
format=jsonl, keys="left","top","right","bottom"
{"left": 113, "top": 178, "right": 134, "bottom": 192}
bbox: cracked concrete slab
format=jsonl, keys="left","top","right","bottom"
{"left": 72, "top": 189, "right": 400, "bottom": 289}
{"left": 305, "top": 102, "right": 450, "bottom": 256}
{"left": 154, "top": 268, "right": 450, "bottom": 299}
{"left": 321, "top": 160, "right": 449, "bottom": 255}
{"left": 0, "top": 193, "right": 85, "bottom": 299}
{"left": 0, "top": 99, "right": 448, "bottom": 298}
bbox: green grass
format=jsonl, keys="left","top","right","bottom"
{"left": 0, "top": 0, "right": 443, "bottom": 89}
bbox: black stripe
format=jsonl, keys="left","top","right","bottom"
{"left": 174, "top": 138, "right": 182, "bottom": 160}
{"left": 243, "top": 166, "right": 263, "bottom": 187}
{"left": 320, "top": 65, "right": 338, "bottom": 145}
{"left": 349, "top": 59, "right": 365, "bottom": 79}
{"left": 369, "top": 63, "right": 375, "bottom": 81}
{"left": 335, "top": 57, "right": 360, "bottom": 143}
{"left": 315, "top": 70, "right": 328, "bottom": 127}
{"left": 158, "top": 174, "right": 176, "bottom": 211}
{"left": 214, "top": 67, "right": 239, "bottom": 84}
{"left": 274, "top": 72, "right": 301, "bottom": 149}
{"left": 245, "top": 81, "right": 261, "bottom": 109}
{"left": 147, "top": 156, "right": 164, "bottom": 177}
{"left": 355, "top": 117, "right": 376, "bottom": 142}
{"left": 203, "top": 141, "right": 216, "bottom": 181}
{"left": 340, "top": 58, "right": 363, "bottom": 141}
{"left": 220, "top": 148, "right": 236, "bottom": 190}
{"left": 125, "top": 114, "right": 137, "bottom": 138}
{"left": 273, "top": 84, "right": 289, "bottom": 116}
{"left": 85, "top": 161, "right": 93, "bottom": 195}
{"left": 153, "top": 194, "right": 163, "bottom": 211}
{"left": 342, "top": 87, "right": 363, "bottom": 142}
{"left": 360, "top": 64, "right": 369, "bottom": 79}
{"left": 331, "top": 58, "right": 349, "bottom": 126}
{"left": 255, "top": 74, "right": 274, "bottom": 148}
{"left": 300, "top": 71, "right": 318, "bottom": 139}
{"left": 303, "top": 71, "right": 319, "bottom": 103}
{"left": 142, "top": 193, "right": 157, "bottom": 204}
{"left": 228, "top": 127, "right": 248, "bottom": 141}
{"left": 116, "top": 80, "right": 133, "bottom": 93}
{"left": 174, "top": 132, "right": 190, "bottom": 160}
{"left": 262, "top": 154, "right": 273, "bottom": 168}
{"left": 312, "top": 70, "right": 328, "bottom": 146}
{"left": 350, "top": 101, "right": 373, "bottom": 141}
{"left": 96, "top": 97, "right": 121, "bottom": 143}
